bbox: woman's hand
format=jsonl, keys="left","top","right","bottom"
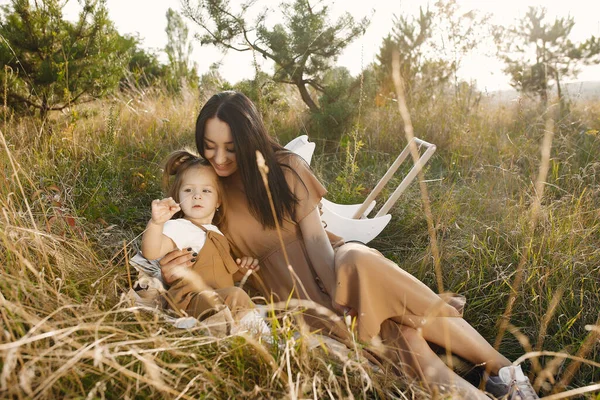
{"left": 236, "top": 256, "right": 260, "bottom": 272}
{"left": 159, "top": 248, "right": 196, "bottom": 285}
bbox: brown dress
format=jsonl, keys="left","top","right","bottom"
{"left": 167, "top": 225, "right": 254, "bottom": 319}
{"left": 220, "top": 152, "right": 462, "bottom": 376}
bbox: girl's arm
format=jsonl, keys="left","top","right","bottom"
{"left": 298, "top": 206, "right": 336, "bottom": 294}
{"left": 141, "top": 198, "right": 180, "bottom": 260}
{"left": 141, "top": 221, "right": 177, "bottom": 260}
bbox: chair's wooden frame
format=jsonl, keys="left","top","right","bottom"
{"left": 285, "top": 136, "right": 437, "bottom": 244}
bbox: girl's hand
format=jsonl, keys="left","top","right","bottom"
{"left": 160, "top": 248, "right": 196, "bottom": 285}
{"left": 236, "top": 256, "right": 260, "bottom": 272}
{"left": 332, "top": 301, "right": 358, "bottom": 319}
{"left": 151, "top": 197, "right": 180, "bottom": 225}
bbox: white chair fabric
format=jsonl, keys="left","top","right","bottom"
{"left": 284, "top": 136, "right": 393, "bottom": 244}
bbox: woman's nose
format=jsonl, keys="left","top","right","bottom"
{"left": 214, "top": 148, "right": 227, "bottom": 164}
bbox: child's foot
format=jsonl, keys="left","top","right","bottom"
{"left": 485, "top": 365, "right": 539, "bottom": 399}
{"left": 235, "top": 309, "right": 273, "bottom": 343}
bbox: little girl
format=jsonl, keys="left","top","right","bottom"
{"left": 141, "top": 150, "right": 265, "bottom": 332}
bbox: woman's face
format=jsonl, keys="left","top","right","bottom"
{"left": 203, "top": 117, "right": 238, "bottom": 177}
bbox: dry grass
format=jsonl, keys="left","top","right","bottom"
{"left": 1, "top": 84, "right": 599, "bottom": 398}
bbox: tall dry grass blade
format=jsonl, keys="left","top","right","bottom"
{"left": 534, "top": 356, "right": 564, "bottom": 393}
{"left": 532, "top": 287, "right": 565, "bottom": 374}
{"left": 539, "top": 383, "right": 600, "bottom": 399}
{"left": 284, "top": 339, "right": 299, "bottom": 400}
{"left": 255, "top": 150, "right": 311, "bottom": 301}
{"left": 391, "top": 51, "right": 456, "bottom": 389}
{"left": 0, "top": 128, "right": 39, "bottom": 236}
{"left": 3, "top": 65, "right": 7, "bottom": 134}
{"left": 555, "top": 312, "right": 600, "bottom": 392}
{"left": 124, "top": 240, "right": 133, "bottom": 291}
{"left": 0, "top": 127, "right": 55, "bottom": 285}
{"left": 513, "top": 350, "right": 600, "bottom": 398}
{"left": 493, "top": 110, "right": 555, "bottom": 350}
{"left": 255, "top": 150, "right": 291, "bottom": 268}
{"left": 391, "top": 52, "right": 443, "bottom": 295}
{"left": 390, "top": 53, "right": 445, "bottom": 308}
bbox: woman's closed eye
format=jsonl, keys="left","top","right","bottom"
{"left": 205, "top": 144, "right": 234, "bottom": 152}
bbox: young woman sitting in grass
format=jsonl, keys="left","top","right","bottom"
{"left": 141, "top": 150, "right": 265, "bottom": 331}
{"left": 159, "top": 92, "right": 539, "bottom": 399}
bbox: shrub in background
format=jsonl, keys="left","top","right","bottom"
{"left": 0, "top": 0, "right": 132, "bottom": 120}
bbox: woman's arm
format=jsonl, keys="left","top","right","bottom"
{"left": 298, "top": 206, "right": 336, "bottom": 294}
{"left": 299, "top": 206, "right": 356, "bottom": 316}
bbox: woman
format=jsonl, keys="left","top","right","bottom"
{"left": 161, "top": 91, "right": 538, "bottom": 399}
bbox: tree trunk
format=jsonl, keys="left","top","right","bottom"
{"left": 40, "top": 95, "right": 49, "bottom": 121}
{"left": 541, "top": 87, "right": 548, "bottom": 109}
{"left": 296, "top": 80, "right": 319, "bottom": 112}
{"left": 555, "top": 67, "right": 565, "bottom": 116}
{"left": 541, "top": 44, "right": 548, "bottom": 109}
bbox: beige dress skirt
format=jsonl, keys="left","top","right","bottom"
{"left": 220, "top": 152, "right": 463, "bottom": 377}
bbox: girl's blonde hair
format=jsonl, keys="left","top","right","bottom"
{"left": 162, "top": 150, "right": 226, "bottom": 226}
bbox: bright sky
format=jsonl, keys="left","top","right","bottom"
{"left": 17, "top": 0, "right": 600, "bottom": 91}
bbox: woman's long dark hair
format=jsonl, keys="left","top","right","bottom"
{"left": 195, "top": 91, "right": 299, "bottom": 229}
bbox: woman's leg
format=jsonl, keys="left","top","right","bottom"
{"left": 379, "top": 321, "right": 489, "bottom": 400}
{"left": 334, "top": 244, "right": 511, "bottom": 373}
{"left": 394, "top": 315, "right": 511, "bottom": 374}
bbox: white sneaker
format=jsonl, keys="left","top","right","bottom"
{"left": 235, "top": 309, "right": 273, "bottom": 343}
{"left": 485, "top": 365, "right": 539, "bottom": 399}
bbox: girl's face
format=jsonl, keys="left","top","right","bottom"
{"left": 178, "top": 166, "right": 220, "bottom": 225}
{"left": 203, "top": 117, "right": 238, "bottom": 177}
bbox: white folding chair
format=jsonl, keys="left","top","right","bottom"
{"left": 283, "top": 135, "right": 316, "bottom": 165}
{"left": 285, "top": 135, "right": 436, "bottom": 244}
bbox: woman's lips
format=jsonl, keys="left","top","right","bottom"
{"left": 214, "top": 163, "right": 229, "bottom": 171}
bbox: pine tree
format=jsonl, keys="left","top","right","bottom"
{"left": 181, "top": 0, "right": 369, "bottom": 112}
{"left": 375, "top": 1, "right": 487, "bottom": 107}
{"left": 165, "top": 8, "right": 198, "bottom": 92}
{"left": 494, "top": 7, "right": 600, "bottom": 107}
{"left": 0, "top": 0, "right": 133, "bottom": 120}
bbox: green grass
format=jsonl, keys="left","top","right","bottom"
{"left": 1, "top": 86, "right": 599, "bottom": 398}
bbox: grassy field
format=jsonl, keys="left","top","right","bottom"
{"left": 1, "top": 85, "right": 599, "bottom": 399}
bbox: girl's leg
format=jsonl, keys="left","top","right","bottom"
{"left": 214, "top": 286, "right": 256, "bottom": 314}
{"left": 187, "top": 286, "right": 255, "bottom": 320}
{"left": 395, "top": 315, "right": 511, "bottom": 374}
{"left": 379, "top": 321, "right": 489, "bottom": 400}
